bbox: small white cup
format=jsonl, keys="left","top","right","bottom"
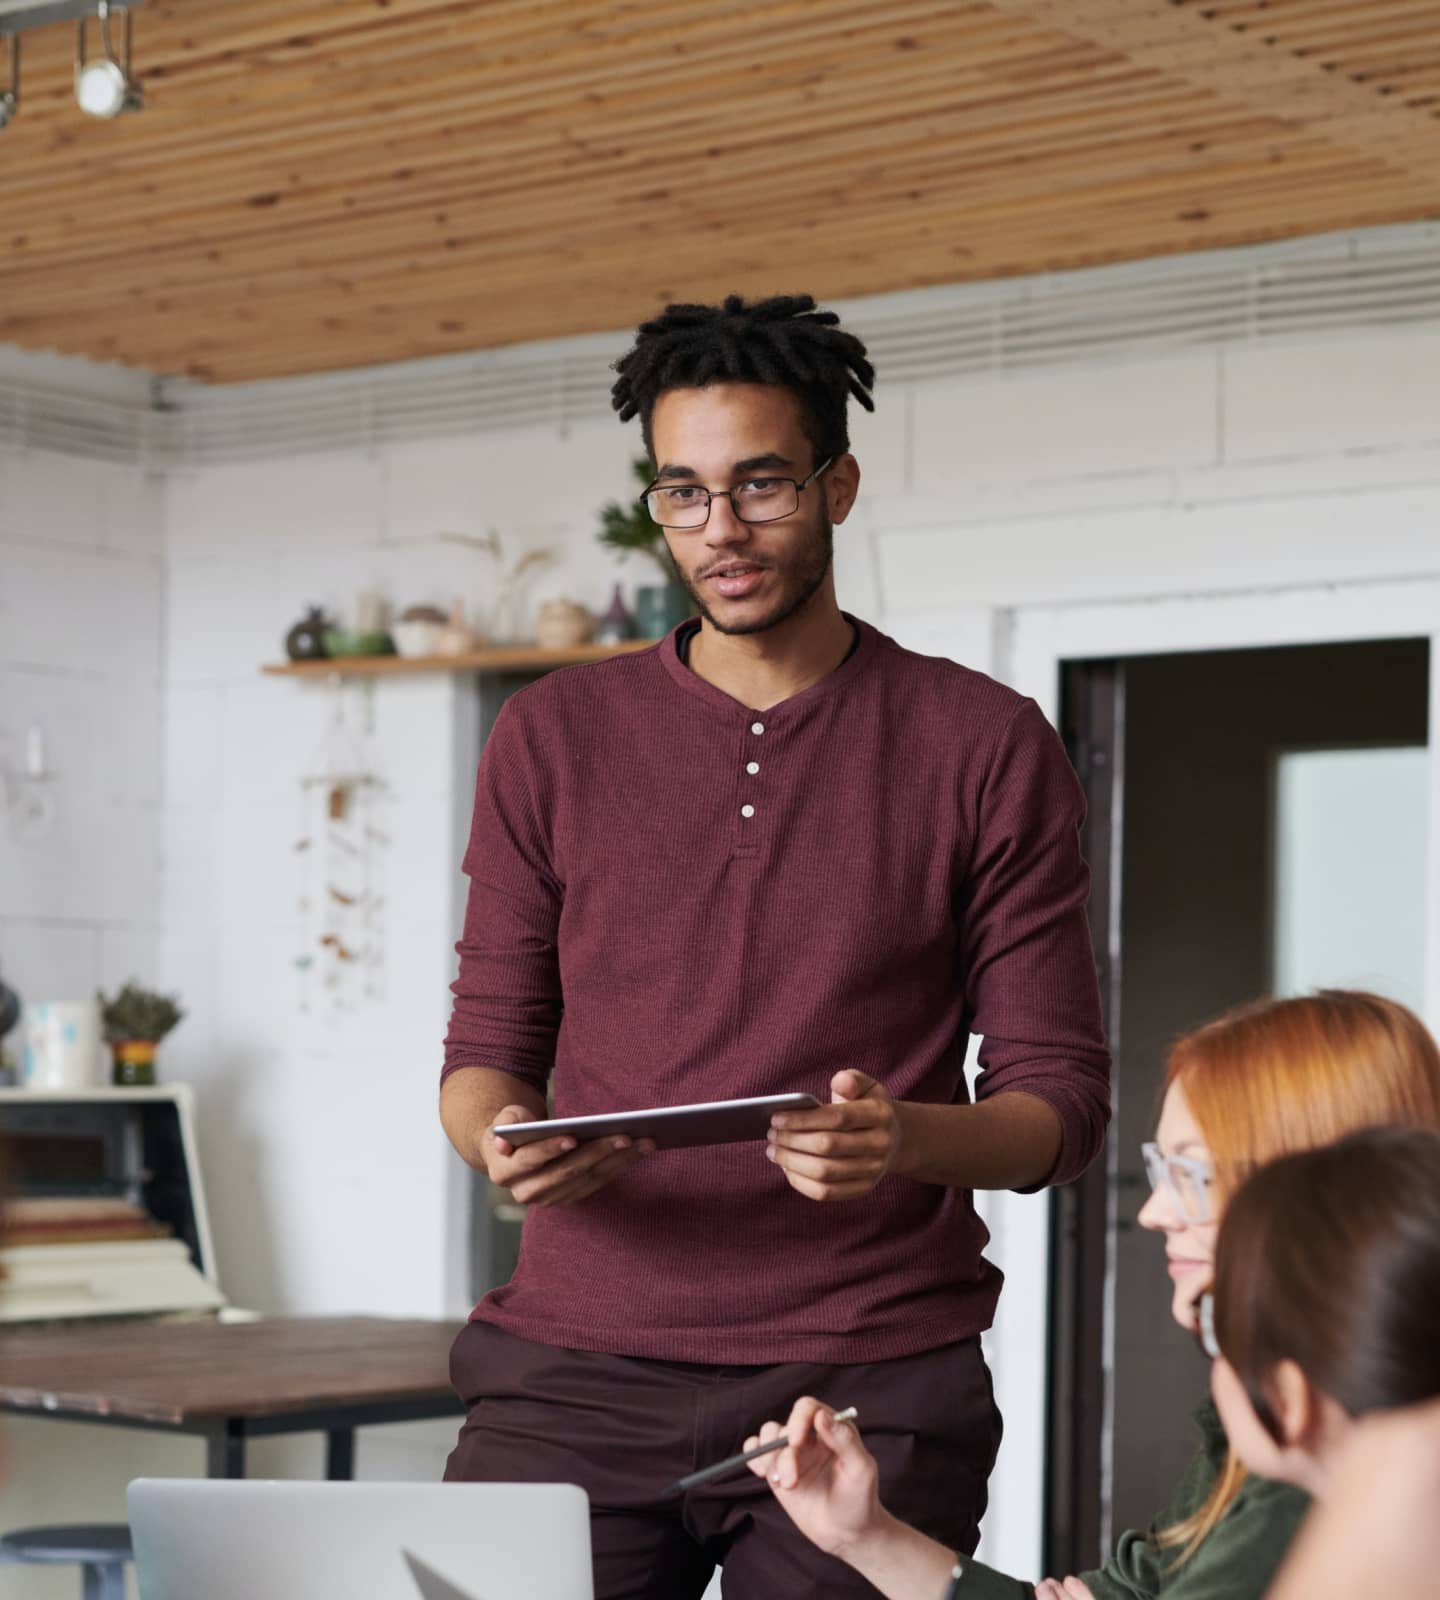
{"left": 21, "top": 1000, "right": 103, "bottom": 1091}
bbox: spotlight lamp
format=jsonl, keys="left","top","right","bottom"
{"left": 0, "top": 0, "right": 145, "bottom": 127}
{"left": 75, "top": 0, "right": 139, "bottom": 119}
{"left": 0, "top": 32, "right": 17, "bottom": 129}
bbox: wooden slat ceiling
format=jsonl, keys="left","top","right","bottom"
{"left": 2, "top": 0, "right": 1438, "bottom": 383}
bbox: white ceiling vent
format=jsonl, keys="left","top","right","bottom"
{"left": 3, "top": 223, "right": 1439, "bottom": 466}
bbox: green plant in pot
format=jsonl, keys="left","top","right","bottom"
{"left": 98, "top": 982, "right": 184, "bottom": 1087}
{"left": 596, "top": 458, "right": 695, "bottom": 640}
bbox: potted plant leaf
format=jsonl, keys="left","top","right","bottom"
{"left": 98, "top": 982, "right": 184, "bottom": 1087}
{"left": 596, "top": 458, "right": 694, "bottom": 640}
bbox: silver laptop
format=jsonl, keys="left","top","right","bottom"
{"left": 127, "top": 1480, "right": 593, "bottom": 1600}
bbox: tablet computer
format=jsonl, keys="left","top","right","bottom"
{"left": 494, "top": 1093, "right": 820, "bottom": 1152}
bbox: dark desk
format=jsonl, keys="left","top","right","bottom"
{"left": 0, "top": 1315, "right": 464, "bottom": 1479}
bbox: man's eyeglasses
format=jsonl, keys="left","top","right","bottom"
{"left": 641, "top": 457, "right": 833, "bottom": 529}
{"left": 1141, "top": 1141, "right": 1216, "bottom": 1225}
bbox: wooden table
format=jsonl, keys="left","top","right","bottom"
{"left": 0, "top": 1316, "right": 464, "bottom": 1479}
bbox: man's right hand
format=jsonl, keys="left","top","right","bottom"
{"left": 482, "top": 1105, "right": 654, "bottom": 1207}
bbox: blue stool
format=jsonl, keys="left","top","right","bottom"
{"left": 0, "top": 1523, "right": 133, "bottom": 1599}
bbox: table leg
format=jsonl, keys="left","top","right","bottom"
{"left": 326, "top": 1426, "right": 355, "bottom": 1480}
{"left": 207, "top": 1424, "right": 246, "bottom": 1479}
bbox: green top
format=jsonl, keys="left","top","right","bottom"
{"left": 958, "top": 1400, "right": 1310, "bottom": 1600}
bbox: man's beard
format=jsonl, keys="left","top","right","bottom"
{"left": 677, "top": 512, "right": 834, "bottom": 637}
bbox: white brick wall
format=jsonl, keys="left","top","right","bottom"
{"left": 876, "top": 333, "right": 1440, "bottom": 636}
{"left": 1222, "top": 326, "right": 1440, "bottom": 460}
{"left": 910, "top": 351, "right": 1222, "bottom": 483}
{"left": 0, "top": 448, "right": 164, "bottom": 1039}
{"left": 0, "top": 444, "right": 167, "bottom": 1599}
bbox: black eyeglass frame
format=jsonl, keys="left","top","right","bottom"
{"left": 639, "top": 456, "right": 834, "bottom": 529}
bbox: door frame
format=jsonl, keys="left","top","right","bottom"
{"left": 977, "top": 577, "right": 1440, "bottom": 1576}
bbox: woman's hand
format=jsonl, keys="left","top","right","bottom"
{"left": 1035, "top": 1578, "right": 1096, "bottom": 1600}
{"left": 748, "top": 1402, "right": 974, "bottom": 1600}
{"left": 744, "top": 1397, "right": 882, "bottom": 1557}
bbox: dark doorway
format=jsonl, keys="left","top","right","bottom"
{"left": 1046, "top": 636, "right": 1430, "bottom": 1571}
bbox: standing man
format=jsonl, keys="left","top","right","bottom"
{"left": 440, "top": 293, "right": 1109, "bottom": 1600}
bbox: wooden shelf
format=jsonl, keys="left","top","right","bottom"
{"left": 262, "top": 641, "right": 652, "bottom": 678}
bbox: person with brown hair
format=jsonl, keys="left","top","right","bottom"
{"left": 1206, "top": 1124, "right": 1440, "bottom": 1498}
{"left": 1206, "top": 1126, "right": 1440, "bottom": 1599}
{"left": 740, "top": 990, "right": 1440, "bottom": 1599}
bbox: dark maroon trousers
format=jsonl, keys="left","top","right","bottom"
{"left": 445, "top": 1322, "right": 1002, "bottom": 1600}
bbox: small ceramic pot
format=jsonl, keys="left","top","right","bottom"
{"left": 112, "top": 1039, "right": 158, "bottom": 1088}
{"left": 0, "top": 974, "right": 20, "bottom": 1038}
{"left": 634, "top": 584, "right": 693, "bottom": 640}
{"left": 22, "top": 1001, "right": 102, "bottom": 1090}
{"left": 285, "top": 606, "right": 331, "bottom": 661}
{"left": 393, "top": 619, "right": 446, "bottom": 657}
{"left": 322, "top": 629, "right": 393, "bottom": 657}
{"left": 593, "top": 583, "right": 636, "bottom": 644}
{"left": 434, "top": 600, "right": 481, "bottom": 655}
{"left": 534, "top": 600, "right": 594, "bottom": 650}
{"left": 434, "top": 623, "right": 479, "bottom": 655}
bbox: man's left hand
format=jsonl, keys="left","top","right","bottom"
{"left": 767, "top": 1071, "right": 905, "bottom": 1201}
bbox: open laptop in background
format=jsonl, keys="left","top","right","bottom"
{"left": 127, "top": 1480, "right": 592, "bottom": 1600}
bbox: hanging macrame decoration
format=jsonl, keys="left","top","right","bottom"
{"left": 294, "top": 679, "right": 388, "bottom": 1013}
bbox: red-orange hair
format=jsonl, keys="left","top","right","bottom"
{"left": 1157, "top": 990, "right": 1440, "bottom": 1561}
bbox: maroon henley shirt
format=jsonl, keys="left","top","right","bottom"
{"left": 442, "top": 617, "right": 1109, "bottom": 1364}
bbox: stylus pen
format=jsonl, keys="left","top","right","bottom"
{"left": 662, "top": 1406, "right": 857, "bottom": 1497}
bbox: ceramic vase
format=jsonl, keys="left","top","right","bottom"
{"left": 285, "top": 606, "right": 331, "bottom": 661}
{"left": 593, "top": 584, "right": 636, "bottom": 644}
{"left": 634, "top": 583, "right": 692, "bottom": 640}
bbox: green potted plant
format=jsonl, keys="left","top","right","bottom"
{"left": 98, "top": 982, "right": 184, "bottom": 1087}
{"left": 596, "top": 458, "right": 694, "bottom": 640}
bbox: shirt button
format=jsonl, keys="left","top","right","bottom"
{"left": 746, "top": 761, "right": 760, "bottom": 775}
{"left": 750, "top": 721, "right": 765, "bottom": 735}
{"left": 740, "top": 804, "right": 756, "bottom": 819}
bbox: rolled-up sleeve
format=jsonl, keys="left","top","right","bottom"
{"left": 958, "top": 697, "right": 1111, "bottom": 1188}
{"left": 441, "top": 700, "right": 563, "bottom": 1096}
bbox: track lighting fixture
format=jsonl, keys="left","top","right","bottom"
{"left": 0, "top": 33, "right": 17, "bottom": 129}
{"left": 0, "top": 0, "right": 144, "bottom": 128}
{"left": 75, "top": 0, "right": 139, "bottom": 118}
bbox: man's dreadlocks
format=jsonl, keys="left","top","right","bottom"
{"left": 610, "top": 293, "right": 875, "bottom": 466}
